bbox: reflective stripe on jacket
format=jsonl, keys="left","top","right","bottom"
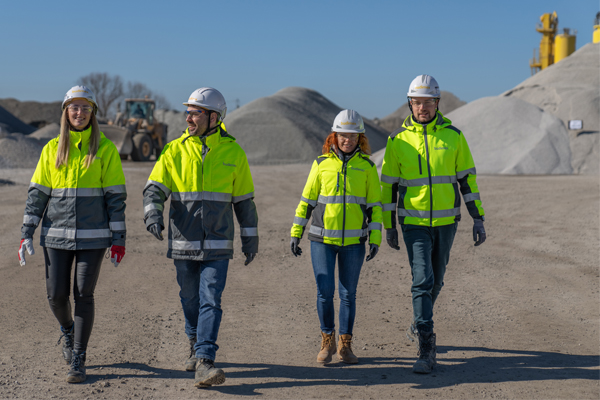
{"left": 381, "top": 112, "right": 484, "bottom": 228}
{"left": 21, "top": 127, "right": 127, "bottom": 250}
{"left": 291, "top": 148, "right": 382, "bottom": 246}
{"left": 143, "top": 123, "right": 258, "bottom": 261}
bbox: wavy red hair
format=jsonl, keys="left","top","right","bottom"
{"left": 322, "top": 132, "right": 371, "bottom": 155}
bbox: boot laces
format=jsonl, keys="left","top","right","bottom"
{"left": 341, "top": 338, "right": 353, "bottom": 351}
{"left": 418, "top": 336, "right": 433, "bottom": 359}
{"left": 71, "top": 352, "right": 85, "bottom": 371}
{"left": 199, "top": 358, "right": 215, "bottom": 369}
{"left": 57, "top": 326, "right": 74, "bottom": 348}
{"left": 320, "top": 335, "right": 333, "bottom": 350}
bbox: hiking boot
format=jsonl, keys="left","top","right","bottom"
{"left": 57, "top": 324, "right": 74, "bottom": 364}
{"left": 406, "top": 322, "right": 418, "bottom": 343}
{"left": 337, "top": 334, "right": 359, "bottom": 364}
{"left": 66, "top": 350, "right": 86, "bottom": 383}
{"left": 317, "top": 331, "right": 336, "bottom": 363}
{"left": 194, "top": 358, "right": 225, "bottom": 387}
{"left": 185, "top": 337, "right": 197, "bottom": 372}
{"left": 412, "top": 330, "right": 437, "bottom": 374}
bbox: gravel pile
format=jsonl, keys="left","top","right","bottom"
{"left": 0, "top": 98, "right": 62, "bottom": 128}
{"left": 378, "top": 91, "right": 466, "bottom": 133}
{"left": 503, "top": 43, "right": 599, "bottom": 174}
{"left": 0, "top": 104, "right": 35, "bottom": 135}
{"left": 224, "top": 87, "right": 391, "bottom": 165}
{"left": 30, "top": 123, "right": 60, "bottom": 145}
{"left": 0, "top": 133, "right": 45, "bottom": 168}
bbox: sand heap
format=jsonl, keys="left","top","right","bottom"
{"left": 224, "top": 87, "right": 391, "bottom": 165}
{"left": 0, "top": 98, "right": 62, "bottom": 128}
{"left": 0, "top": 104, "right": 35, "bottom": 135}
{"left": 378, "top": 91, "right": 466, "bottom": 133}
{"left": 446, "top": 97, "right": 572, "bottom": 174}
{"left": 371, "top": 96, "right": 572, "bottom": 175}
{"left": 503, "top": 42, "right": 599, "bottom": 174}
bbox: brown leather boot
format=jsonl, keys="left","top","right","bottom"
{"left": 337, "top": 334, "right": 359, "bottom": 364}
{"left": 317, "top": 331, "right": 336, "bottom": 363}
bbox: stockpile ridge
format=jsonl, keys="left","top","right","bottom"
{"left": 225, "top": 87, "right": 390, "bottom": 165}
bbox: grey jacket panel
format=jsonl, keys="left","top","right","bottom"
{"left": 233, "top": 198, "right": 259, "bottom": 253}
{"left": 143, "top": 184, "right": 167, "bottom": 229}
{"left": 22, "top": 186, "right": 50, "bottom": 239}
{"left": 104, "top": 187, "right": 127, "bottom": 246}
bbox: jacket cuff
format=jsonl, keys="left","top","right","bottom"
{"left": 21, "top": 226, "right": 35, "bottom": 239}
{"left": 112, "top": 231, "right": 126, "bottom": 247}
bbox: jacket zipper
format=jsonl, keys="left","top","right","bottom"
{"left": 199, "top": 137, "right": 210, "bottom": 259}
{"left": 418, "top": 154, "right": 422, "bottom": 175}
{"left": 341, "top": 155, "right": 348, "bottom": 246}
{"left": 423, "top": 126, "right": 433, "bottom": 227}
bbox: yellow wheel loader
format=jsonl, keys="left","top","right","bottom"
{"left": 100, "top": 98, "right": 168, "bottom": 161}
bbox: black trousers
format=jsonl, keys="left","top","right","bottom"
{"left": 43, "top": 247, "right": 104, "bottom": 353}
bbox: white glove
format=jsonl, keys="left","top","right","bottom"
{"left": 18, "top": 238, "right": 35, "bottom": 267}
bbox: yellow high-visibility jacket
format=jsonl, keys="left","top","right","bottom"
{"left": 291, "top": 148, "right": 382, "bottom": 246}
{"left": 143, "top": 123, "right": 258, "bottom": 261}
{"left": 21, "top": 127, "right": 127, "bottom": 250}
{"left": 381, "top": 112, "right": 484, "bottom": 228}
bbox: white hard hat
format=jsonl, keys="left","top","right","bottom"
{"left": 62, "top": 85, "right": 98, "bottom": 114}
{"left": 331, "top": 109, "right": 365, "bottom": 134}
{"left": 407, "top": 75, "right": 440, "bottom": 98}
{"left": 183, "top": 87, "right": 227, "bottom": 121}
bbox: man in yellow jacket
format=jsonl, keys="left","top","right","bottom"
{"left": 143, "top": 87, "right": 258, "bottom": 388}
{"left": 381, "top": 75, "right": 486, "bottom": 374}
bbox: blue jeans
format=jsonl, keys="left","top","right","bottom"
{"left": 174, "top": 259, "right": 229, "bottom": 361}
{"left": 401, "top": 223, "right": 457, "bottom": 333}
{"left": 310, "top": 241, "right": 365, "bottom": 336}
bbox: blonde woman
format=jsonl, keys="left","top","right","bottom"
{"left": 290, "top": 110, "right": 382, "bottom": 364}
{"left": 18, "top": 86, "right": 127, "bottom": 383}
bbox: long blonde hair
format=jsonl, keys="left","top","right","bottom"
{"left": 55, "top": 108, "right": 100, "bottom": 169}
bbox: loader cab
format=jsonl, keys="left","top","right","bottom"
{"left": 125, "top": 99, "right": 155, "bottom": 124}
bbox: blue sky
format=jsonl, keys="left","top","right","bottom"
{"left": 1, "top": 0, "right": 597, "bottom": 119}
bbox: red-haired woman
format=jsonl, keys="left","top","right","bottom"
{"left": 290, "top": 109, "right": 382, "bottom": 364}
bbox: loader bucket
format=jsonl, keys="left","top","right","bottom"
{"left": 100, "top": 124, "right": 133, "bottom": 157}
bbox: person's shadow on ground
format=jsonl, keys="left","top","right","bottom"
{"left": 86, "top": 346, "right": 599, "bottom": 394}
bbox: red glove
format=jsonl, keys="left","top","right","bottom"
{"left": 110, "top": 245, "right": 125, "bottom": 267}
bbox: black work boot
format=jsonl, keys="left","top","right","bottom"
{"left": 185, "top": 337, "right": 197, "bottom": 372}
{"left": 194, "top": 358, "right": 225, "bottom": 387}
{"left": 412, "top": 330, "right": 437, "bottom": 374}
{"left": 57, "top": 324, "right": 74, "bottom": 364}
{"left": 66, "top": 350, "right": 86, "bottom": 383}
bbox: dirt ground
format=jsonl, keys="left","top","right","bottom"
{"left": 0, "top": 162, "right": 598, "bottom": 400}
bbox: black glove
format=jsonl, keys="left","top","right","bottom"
{"left": 386, "top": 228, "right": 400, "bottom": 250}
{"left": 473, "top": 219, "right": 486, "bottom": 246}
{"left": 290, "top": 237, "right": 302, "bottom": 257}
{"left": 366, "top": 243, "right": 379, "bottom": 262}
{"left": 244, "top": 253, "right": 256, "bottom": 266}
{"left": 148, "top": 223, "right": 164, "bottom": 241}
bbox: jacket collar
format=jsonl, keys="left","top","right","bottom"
{"left": 181, "top": 122, "right": 235, "bottom": 147}
{"left": 69, "top": 125, "right": 92, "bottom": 146}
{"left": 403, "top": 111, "right": 450, "bottom": 133}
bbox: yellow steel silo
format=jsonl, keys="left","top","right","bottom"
{"left": 555, "top": 28, "right": 576, "bottom": 63}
